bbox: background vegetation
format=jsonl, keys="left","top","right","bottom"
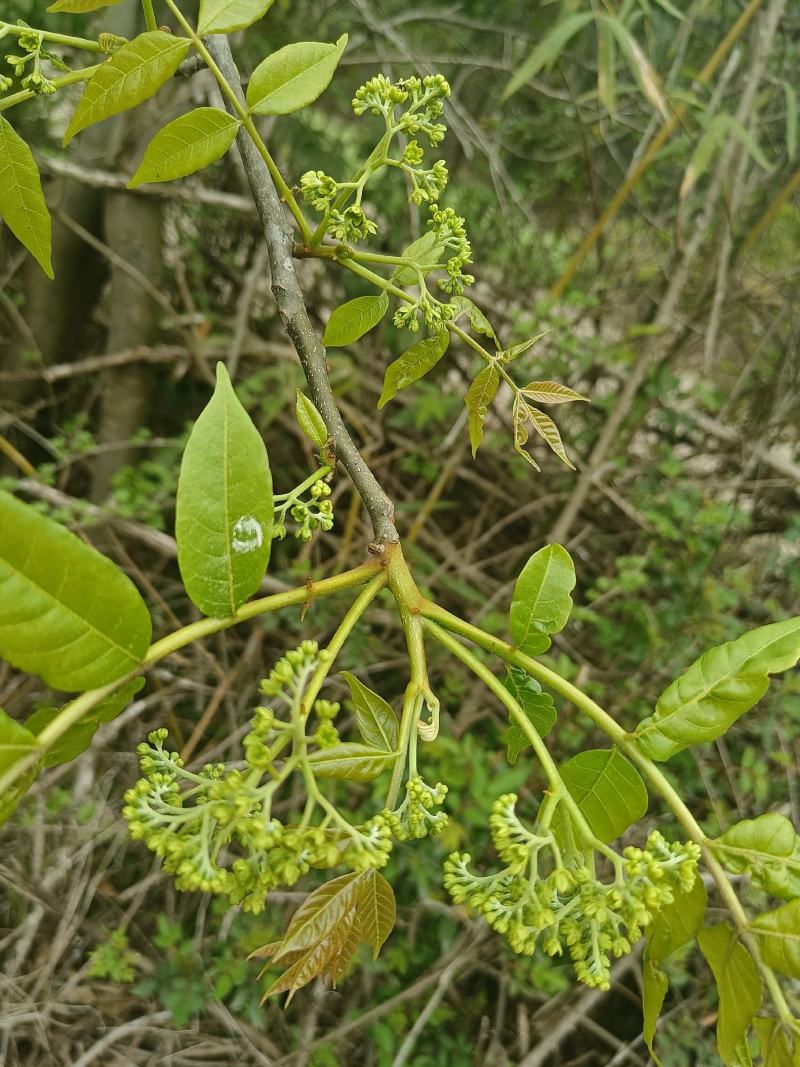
{"left": 1, "top": 0, "right": 799, "bottom": 1063}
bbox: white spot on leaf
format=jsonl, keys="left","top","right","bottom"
{"left": 231, "top": 515, "right": 264, "bottom": 554}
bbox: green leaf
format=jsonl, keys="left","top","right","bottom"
{"left": 509, "top": 543, "right": 576, "bottom": 656}
{"left": 64, "top": 31, "right": 191, "bottom": 145}
{"left": 0, "top": 491, "right": 152, "bottom": 691}
{"left": 450, "top": 296, "right": 497, "bottom": 341}
{"left": 642, "top": 878, "right": 708, "bottom": 1065}
{"left": 465, "top": 365, "right": 499, "bottom": 457}
{"left": 295, "top": 390, "right": 328, "bottom": 447}
{"left": 521, "top": 381, "right": 588, "bottom": 405}
{"left": 307, "top": 743, "right": 396, "bottom": 781}
{"left": 247, "top": 36, "right": 348, "bottom": 116}
{"left": 560, "top": 748, "right": 648, "bottom": 842}
{"left": 504, "top": 668, "right": 556, "bottom": 764}
{"left": 601, "top": 15, "right": 669, "bottom": 119}
{"left": 714, "top": 813, "right": 800, "bottom": 900}
{"left": 635, "top": 617, "right": 800, "bottom": 761}
{"left": 0, "top": 707, "right": 40, "bottom": 824}
{"left": 753, "top": 1019, "right": 797, "bottom": 1067}
{"left": 503, "top": 12, "right": 596, "bottom": 100}
{"left": 129, "top": 108, "right": 240, "bottom": 188}
{"left": 651, "top": 0, "right": 685, "bottom": 18}
{"left": 175, "top": 362, "right": 273, "bottom": 618}
{"left": 697, "top": 923, "right": 762, "bottom": 1066}
{"left": 25, "top": 678, "right": 145, "bottom": 767}
{"left": 0, "top": 117, "right": 53, "bottom": 278}
{"left": 680, "top": 115, "right": 731, "bottom": 200}
{"left": 781, "top": 81, "right": 798, "bottom": 162}
{"left": 596, "top": 19, "right": 617, "bottom": 117}
{"left": 47, "top": 0, "right": 120, "bottom": 11}
{"left": 323, "top": 292, "right": 388, "bottom": 347}
{"left": 378, "top": 330, "right": 450, "bottom": 409}
{"left": 392, "top": 231, "right": 447, "bottom": 286}
{"left": 358, "top": 869, "right": 396, "bottom": 958}
{"left": 340, "top": 672, "right": 399, "bottom": 753}
{"left": 752, "top": 900, "right": 800, "bottom": 979}
{"left": 198, "top": 0, "right": 273, "bottom": 34}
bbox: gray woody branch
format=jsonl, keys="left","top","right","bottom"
{"left": 205, "top": 35, "right": 399, "bottom": 546}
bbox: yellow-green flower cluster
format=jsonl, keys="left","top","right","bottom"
{"left": 443, "top": 794, "right": 700, "bottom": 989}
{"left": 384, "top": 776, "right": 448, "bottom": 841}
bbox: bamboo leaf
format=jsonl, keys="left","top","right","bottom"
{"left": 697, "top": 923, "right": 762, "bottom": 1066}
{"left": 602, "top": 15, "right": 669, "bottom": 119}
{"left": 596, "top": 19, "right": 617, "bottom": 118}
{"left": 560, "top": 747, "right": 648, "bottom": 842}
{"left": 714, "top": 813, "right": 800, "bottom": 900}
{"left": 247, "top": 36, "right": 348, "bottom": 115}
{"left": 295, "top": 390, "right": 328, "bottom": 447}
{"left": 198, "top": 0, "right": 273, "bottom": 34}
{"left": 781, "top": 81, "right": 798, "bottom": 162}
{"left": 64, "top": 31, "right": 191, "bottom": 144}
{"left": 465, "top": 365, "right": 500, "bottom": 457}
{"left": 504, "top": 668, "right": 556, "bottom": 764}
{"left": 0, "top": 117, "right": 53, "bottom": 278}
{"left": 307, "top": 742, "right": 396, "bottom": 781}
{"left": 175, "top": 362, "right": 273, "bottom": 618}
{"left": 680, "top": 115, "right": 731, "bottom": 200}
{"left": 0, "top": 491, "right": 152, "bottom": 691}
{"left": 509, "top": 543, "right": 575, "bottom": 656}
{"left": 378, "top": 329, "right": 450, "bottom": 409}
{"left": 323, "top": 292, "right": 388, "bottom": 347}
{"left": 502, "top": 12, "right": 596, "bottom": 100}
{"left": 752, "top": 900, "right": 800, "bottom": 979}
{"left": 635, "top": 617, "right": 800, "bottom": 761}
{"left": 340, "top": 672, "right": 399, "bottom": 753}
{"left": 521, "top": 381, "right": 588, "bottom": 405}
{"left": 129, "top": 108, "right": 240, "bottom": 188}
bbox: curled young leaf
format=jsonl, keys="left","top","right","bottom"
{"left": 635, "top": 617, "right": 800, "bottom": 761}
{"left": 247, "top": 36, "right": 348, "bottom": 116}
{"left": 295, "top": 390, "right": 328, "bottom": 447}
{"left": 64, "top": 31, "right": 191, "bottom": 145}
{"left": 0, "top": 117, "right": 53, "bottom": 278}
{"left": 175, "top": 362, "right": 273, "bottom": 618}
{"left": 0, "top": 491, "right": 152, "bottom": 691}
{"left": 129, "top": 108, "right": 240, "bottom": 188}
{"left": 509, "top": 543, "right": 576, "bottom": 656}
{"left": 340, "top": 672, "right": 399, "bottom": 753}
{"left": 323, "top": 292, "right": 389, "bottom": 348}
{"left": 697, "top": 923, "right": 761, "bottom": 1067}
{"left": 560, "top": 747, "right": 648, "bottom": 843}
{"left": 378, "top": 329, "right": 450, "bottom": 409}
{"left": 465, "top": 364, "right": 500, "bottom": 457}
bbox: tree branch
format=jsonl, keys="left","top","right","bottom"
{"left": 205, "top": 35, "right": 399, "bottom": 546}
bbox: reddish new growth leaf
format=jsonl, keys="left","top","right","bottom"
{"left": 251, "top": 869, "right": 396, "bottom": 1002}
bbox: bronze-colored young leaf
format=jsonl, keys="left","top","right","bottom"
{"left": 512, "top": 394, "right": 541, "bottom": 470}
{"left": 465, "top": 365, "right": 499, "bottom": 457}
{"left": 307, "top": 742, "right": 396, "bottom": 780}
{"left": 528, "top": 405, "right": 575, "bottom": 469}
{"left": 521, "top": 381, "right": 588, "bottom": 405}
{"left": 271, "top": 871, "right": 364, "bottom": 962}
{"left": 357, "top": 869, "right": 395, "bottom": 958}
{"left": 340, "top": 672, "right": 399, "bottom": 752}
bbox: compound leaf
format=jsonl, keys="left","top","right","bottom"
{"left": 378, "top": 329, "right": 449, "bottom": 409}
{"left": 129, "top": 107, "right": 240, "bottom": 188}
{"left": 509, "top": 543, "right": 575, "bottom": 656}
{"left": 0, "top": 491, "right": 151, "bottom": 691}
{"left": 697, "top": 923, "right": 761, "bottom": 1066}
{"left": 295, "top": 390, "right": 328, "bottom": 447}
{"left": 504, "top": 668, "right": 556, "bottom": 764}
{"left": 175, "top": 362, "right": 273, "bottom": 618}
{"left": 635, "top": 617, "right": 800, "bottom": 761}
{"left": 0, "top": 117, "right": 53, "bottom": 278}
{"left": 714, "top": 813, "right": 800, "bottom": 900}
{"left": 752, "top": 901, "right": 800, "bottom": 979}
{"left": 560, "top": 747, "right": 648, "bottom": 843}
{"left": 64, "top": 31, "right": 191, "bottom": 144}
{"left": 247, "top": 36, "right": 347, "bottom": 115}
{"left": 198, "top": 0, "right": 273, "bottom": 34}
{"left": 323, "top": 292, "right": 388, "bottom": 347}
{"left": 340, "top": 672, "right": 398, "bottom": 753}
{"left": 465, "top": 365, "right": 500, "bottom": 457}
{"left": 503, "top": 12, "right": 596, "bottom": 100}
{"left": 307, "top": 742, "right": 396, "bottom": 781}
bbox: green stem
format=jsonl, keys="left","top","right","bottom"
{"left": 273, "top": 465, "right": 331, "bottom": 504}
{"left": 0, "top": 65, "right": 101, "bottom": 113}
{"left": 141, "top": 0, "right": 158, "bottom": 32}
{"left": 0, "top": 22, "right": 104, "bottom": 53}
{"left": 420, "top": 600, "right": 797, "bottom": 1025}
{"left": 160, "top": 0, "right": 313, "bottom": 243}
{"left": 0, "top": 560, "right": 382, "bottom": 796}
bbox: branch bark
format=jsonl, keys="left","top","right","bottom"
{"left": 205, "top": 35, "right": 399, "bottom": 546}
